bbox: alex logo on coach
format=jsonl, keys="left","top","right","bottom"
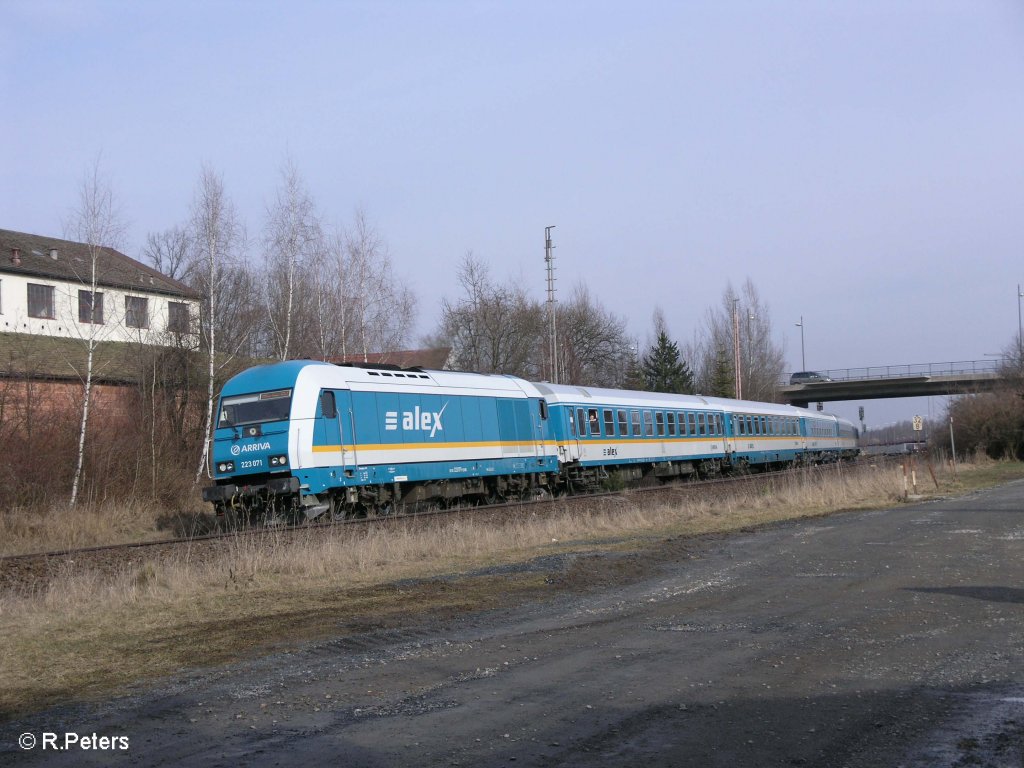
{"left": 384, "top": 403, "right": 448, "bottom": 438}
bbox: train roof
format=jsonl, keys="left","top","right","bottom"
{"left": 220, "top": 360, "right": 543, "bottom": 399}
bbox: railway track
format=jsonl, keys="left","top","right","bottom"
{"left": 0, "top": 459, "right": 882, "bottom": 594}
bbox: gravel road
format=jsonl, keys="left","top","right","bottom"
{"left": 5, "top": 480, "right": 1023, "bottom": 767}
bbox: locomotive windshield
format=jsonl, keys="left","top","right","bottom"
{"left": 218, "top": 389, "right": 292, "bottom": 428}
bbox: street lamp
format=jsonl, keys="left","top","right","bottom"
{"left": 1017, "top": 284, "right": 1022, "bottom": 360}
{"left": 795, "top": 316, "right": 806, "bottom": 370}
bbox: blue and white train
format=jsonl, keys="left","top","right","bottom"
{"left": 202, "top": 361, "right": 859, "bottom": 521}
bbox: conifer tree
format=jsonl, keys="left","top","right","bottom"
{"left": 640, "top": 330, "right": 695, "bottom": 394}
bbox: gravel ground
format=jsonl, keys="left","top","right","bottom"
{"left": 3, "top": 479, "right": 1023, "bottom": 767}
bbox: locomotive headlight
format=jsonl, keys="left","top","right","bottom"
{"left": 217, "top": 461, "right": 235, "bottom": 473}
{"left": 269, "top": 454, "right": 288, "bottom": 467}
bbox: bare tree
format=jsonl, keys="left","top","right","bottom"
{"left": 691, "top": 279, "right": 785, "bottom": 401}
{"left": 190, "top": 165, "right": 244, "bottom": 484}
{"left": 437, "top": 254, "right": 544, "bottom": 377}
{"left": 263, "top": 160, "right": 322, "bottom": 360}
{"left": 340, "top": 209, "right": 416, "bottom": 361}
{"left": 142, "top": 226, "right": 193, "bottom": 282}
{"left": 63, "top": 159, "right": 125, "bottom": 506}
{"left": 557, "top": 283, "right": 633, "bottom": 387}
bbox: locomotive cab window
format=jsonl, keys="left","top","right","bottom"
{"left": 218, "top": 389, "right": 292, "bottom": 428}
{"left": 539, "top": 400, "right": 548, "bottom": 420}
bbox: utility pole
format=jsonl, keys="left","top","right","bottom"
{"left": 545, "top": 226, "right": 558, "bottom": 383}
{"left": 1017, "top": 283, "right": 1022, "bottom": 361}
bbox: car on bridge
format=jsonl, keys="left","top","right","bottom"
{"left": 790, "top": 371, "right": 832, "bottom": 384}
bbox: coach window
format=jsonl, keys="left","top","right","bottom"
{"left": 643, "top": 411, "right": 654, "bottom": 436}
{"left": 655, "top": 412, "right": 665, "bottom": 436}
{"left": 618, "top": 409, "right": 629, "bottom": 436}
{"left": 713, "top": 414, "right": 722, "bottom": 436}
{"left": 686, "top": 412, "right": 695, "bottom": 436}
{"left": 697, "top": 413, "right": 706, "bottom": 436}
{"left": 631, "top": 410, "right": 642, "bottom": 436}
{"left": 588, "top": 409, "right": 600, "bottom": 436}
{"left": 667, "top": 413, "right": 676, "bottom": 437}
{"left": 576, "top": 408, "right": 587, "bottom": 436}
{"left": 761, "top": 416, "right": 767, "bottom": 435}
{"left": 603, "top": 409, "right": 615, "bottom": 436}
{"left": 738, "top": 416, "right": 746, "bottom": 436}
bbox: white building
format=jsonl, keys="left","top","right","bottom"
{"left": 0, "top": 228, "right": 200, "bottom": 347}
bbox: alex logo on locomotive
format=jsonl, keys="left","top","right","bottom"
{"left": 383, "top": 402, "right": 448, "bottom": 438}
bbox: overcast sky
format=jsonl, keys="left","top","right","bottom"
{"left": 3, "top": 1, "right": 1022, "bottom": 427}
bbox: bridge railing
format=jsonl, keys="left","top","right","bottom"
{"left": 781, "top": 360, "right": 1002, "bottom": 384}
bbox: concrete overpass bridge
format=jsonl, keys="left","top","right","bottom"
{"left": 778, "top": 360, "right": 1003, "bottom": 407}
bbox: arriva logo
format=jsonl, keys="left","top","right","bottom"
{"left": 230, "top": 441, "right": 272, "bottom": 455}
{"left": 384, "top": 403, "right": 447, "bottom": 438}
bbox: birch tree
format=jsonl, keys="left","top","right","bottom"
{"left": 341, "top": 210, "right": 416, "bottom": 360}
{"left": 692, "top": 279, "right": 785, "bottom": 401}
{"left": 263, "top": 160, "right": 322, "bottom": 360}
{"left": 64, "top": 160, "right": 125, "bottom": 506}
{"left": 191, "top": 165, "right": 244, "bottom": 484}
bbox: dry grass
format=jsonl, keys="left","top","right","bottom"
{"left": 1, "top": 457, "right": 1021, "bottom": 717}
{"left": 0, "top": 493, "right": 209, "bottom": 557}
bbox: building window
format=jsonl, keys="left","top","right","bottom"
{"left": 126, "top": 296, "right": 149, "bottom": 328}
{"left": 27, "top": 283, "right": 55, "bottom": 319}
{"left": 78, "top": 290, "right": 104, "bottom": 324}
{"left": 168, "top": 301, "right": 190, "bottom": 333}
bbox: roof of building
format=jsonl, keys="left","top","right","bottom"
{"left": 324, "top": 348, "right": 452, "bottom": 370}
{"left": 0, "top": 228, "right": 199, "bottom": 299}
{"left": 0, "top": 331, "right": 251, "bottom": 385}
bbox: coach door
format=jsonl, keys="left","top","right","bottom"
{"left": 724, "top": 413, "right": 737, "bottom": 459}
